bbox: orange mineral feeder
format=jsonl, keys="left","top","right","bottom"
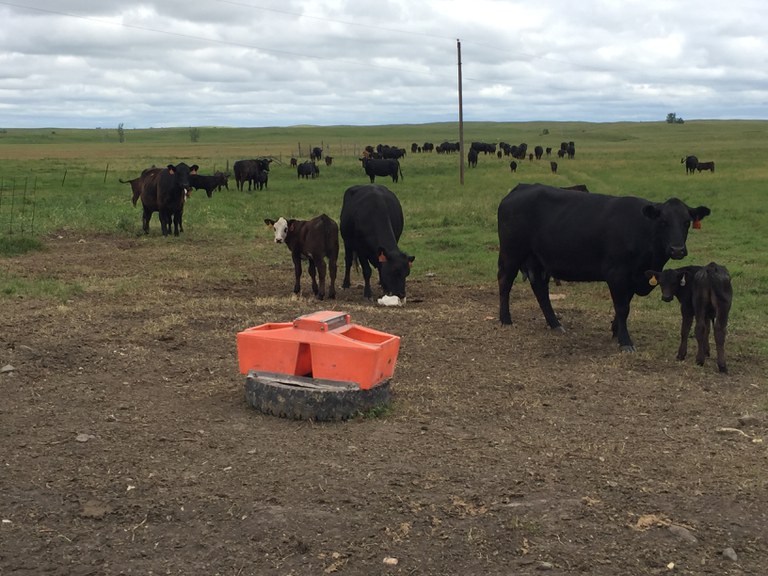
{"left": 236, "top": 311, "right": 400, "bottom": 420}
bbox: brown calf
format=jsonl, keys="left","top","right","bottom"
{"left": 264, "top": 214, "right": 339, "bottom": 300}
{"left": 646, "top": 262, "right": 732, "bottom": 373}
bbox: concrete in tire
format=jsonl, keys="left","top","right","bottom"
{"left": 244, "top": 371, "right": 392, "bottom": 421}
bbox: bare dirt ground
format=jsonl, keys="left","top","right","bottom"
{"left": 1, "top": 231, "right": 766, "bottom": 576}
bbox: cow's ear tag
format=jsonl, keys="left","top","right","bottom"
{"left": 648, "top": 275, "right": 658, "bottom": 286}
{"left": 378, "top": 253, "right": 387, "bottom": 263}
{"left": 693, "top": 220, "right": 701, "bottom": 229}
{"left": 680, "top": 276, "right": 686, "bottom": 287}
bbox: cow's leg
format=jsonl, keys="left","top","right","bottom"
{"left": 360, "top": 259, "right": 374, "bottom": 299}
{"left": 309, "top": 257, "right": 322, "bottom": 299}
{"left": 159, "top": 209, "right": 170, "bottom": 236}
{"left": 677, "top": 313, "right": 693, "bottom": 360}
{"left": 497, "top": 252, "right": 519, "bottom": 325}
{"left": 291, "top": 252, "right": 303, "bottom": 296}
{"left": 142, "top": 207, "right": 152, "bottom": 234}
{"left": 342, "top": 240, "right": 354, "bottom": 289}
{"left": 714, "top": 302, "right": 729, "bottom": 373}
{"left": 694, "top": 312, "right": 710, "bottom": 366}
{"left": 529, "top": 271, "right": 562, "bottom": 331}
{"left": 327, "top": 253, "right": 337, "bottom": 299}
{"left": 608, "top": 285, "right": 635, "bottom": 351}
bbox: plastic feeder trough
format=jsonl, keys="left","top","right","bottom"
{"left": 236, "top": 311, "right": 400, "bottom": 420}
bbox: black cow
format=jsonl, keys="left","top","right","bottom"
{"left": 120, "top": 166, "right": 161, "bottom": 207}
{"left": 138, "top": 162, "right": 193, "bottom": 237}
{"left": 497, "top": 183, "right": 711, "bottom": 351}
{"left": 297, "top": 161, "right": 319, "bottom": 179}
{"left": 534, "top": 145, "right": 544, "bottom": 160}
{"left": 550, "top": 161, "right": 558, "bottom": 173}
{"left": 509, "top": 160, "right": 517, "bottom": 173}
{"left": 467, "top": 148, "right": 478, "bottom": 168}
{"left": 324, "top": 156, "right": 333, "bottom": 166}
{"left": 471, "top": 142, "right": 496, "bottom": 155}
{"left": 340, "top": 184, "right": 415, "bottom": 300}
{"left": 290, "top": 157, "right": 298, "bottom": 167}
{"left": 234, "top": 158, "right": 271, "bottom": 191}
{"left": 360, "top": 157, "right": 403, "bottom": 183}
{"left": 189, "top": 171, "right": 228, "bottom": 198}
{"left": 311, "top": 147, "right": 323, "bottom": 162}
{"left": 265, "top": 214, "right": 339, "bottom": 300}
{"left": 682, "top": 155, "right": 698, "bottom": 174}
{"left": 696, "top": 161, "right": 715, "bottom": 173}
{"left": 645, "top": 262, "right": 732, "bottom": 372}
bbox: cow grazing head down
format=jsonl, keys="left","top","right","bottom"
{"left": 641, "top": 198, "right": 711, "bottom": 261}
{"left": 377, "top": 248, "right": 415, "bottom": 300}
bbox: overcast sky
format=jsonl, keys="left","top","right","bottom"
{"left": 2, "top": 0, "right": 767, "bottom": 129}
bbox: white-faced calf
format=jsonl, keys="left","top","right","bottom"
{"left": 646, "top": 262, "right": 732, "bottom": 373}
{"left": 264, "top": 214, "right": 339, "bottom": 300}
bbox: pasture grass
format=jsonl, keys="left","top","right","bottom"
{"left": 2, "top": 120, "right": 767, "bottom": 357}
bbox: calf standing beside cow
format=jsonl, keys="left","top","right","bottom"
{"left": 265, "top": 183, "right": 415, "bottom": 304}
{"left": 646, "top": 262, "right": 732, "bottom": 373}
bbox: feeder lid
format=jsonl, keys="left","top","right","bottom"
{"left": 292, "top": 311, "right": 350, "bottom": 332}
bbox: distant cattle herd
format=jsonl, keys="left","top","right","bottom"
{"left": 120, "top": 140, "right": 726, "bottom": 370}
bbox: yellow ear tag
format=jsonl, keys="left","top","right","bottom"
{"left": 649, "top": 275, "right": 658, "bottom": 286}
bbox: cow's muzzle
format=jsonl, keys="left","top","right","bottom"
{"left": 668, "top": 246, "right": 687, "bottom": 260}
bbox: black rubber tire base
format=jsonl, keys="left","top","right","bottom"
{"left": 244, "top": 371, "right": 392, "bottom": 421}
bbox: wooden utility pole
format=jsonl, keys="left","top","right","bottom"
{"left": 457, "top": 39, "right": 465, "bottom": 185}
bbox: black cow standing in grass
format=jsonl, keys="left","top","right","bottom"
{"left": 234, "top": 158, "right": 271, "bottom": 191}
{"left": 121, "top": 166, "right": 161, "bottom": 207}
{"left": 645, "top": 262, "right": 732, "bottom": 373}
{"left": 467, "top": 148, "right": 478, "bottom": 168}
{"left": 136, "top": 162, "right": 193, "bottom": 236}
{"left": 682, "top": 155, "right": 698, "bottom": 174}
{"left": 360, "top": 157, "right": 403, "bottom": 183}
{"left": 497, "top": 183, "right": 710, "bottom": 351}
{"left": 189, "top": 171, "right": 228, "bottom": 197}
{"left": 340, "top": 184, "right": 414, "bottom": 300}
{"left": 265, "top": 214, "right": 339, "bottom": 300}
{"left": 297, "top": 161, "right": 319, "bottom": 179}
{"left": 696, "top": 161, "right": 715, "bottom": 173}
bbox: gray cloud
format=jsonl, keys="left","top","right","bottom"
{"left": 1, "top": 0, "right": 766, "bottom": 128}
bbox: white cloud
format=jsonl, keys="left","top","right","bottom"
{"left": 0, "top": 0, "right": 766, "bottom": 127}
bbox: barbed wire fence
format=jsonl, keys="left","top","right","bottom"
{"left": 0, "top": 177, "right": 38, "bottom": 240}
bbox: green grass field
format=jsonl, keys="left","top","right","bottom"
{"left": 2, "top": 120, "right": 767, "bottom": 356}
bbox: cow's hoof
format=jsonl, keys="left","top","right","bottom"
{"left": 620, "top": 345, "right": 636, "bottom": 353}
{"left": 552, "top": 325, "right": 566, "bottom": 333}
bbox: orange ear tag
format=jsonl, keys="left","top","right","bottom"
{"left": 693, "top": 220, "right": 701, "bottom": 229}
{"left": 378, "top": 253, "right": 387, "bottom": 263}
{"left": 649, "top": 275, "right": 658, "bottom": 286}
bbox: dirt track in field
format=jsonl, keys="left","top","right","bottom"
{"left": 1, "top": 231, "right": 766, "bottom": 575}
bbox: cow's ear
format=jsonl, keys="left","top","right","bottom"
{"left": 642, "top": 204, "right": 661, "bottom": 220}
{"left": 288, "top": 220, "right": 297, "bottom": 232}
{"left": 264, "top": 218, "right": 275, "bottom": 227}
{"left": 690, "top": 206, "right": 711, "bottom": 222}
{"left": 167, "top": 164, "right": 175, "bottom": 173}
{"left": 408, "top": 256, "right": 415, "bottom": 267}
{"left": 645, "top": 270, "right": 659, "bottom": 281}
{"left": 377, "top": 248, "right": 388, "bottom": 263}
